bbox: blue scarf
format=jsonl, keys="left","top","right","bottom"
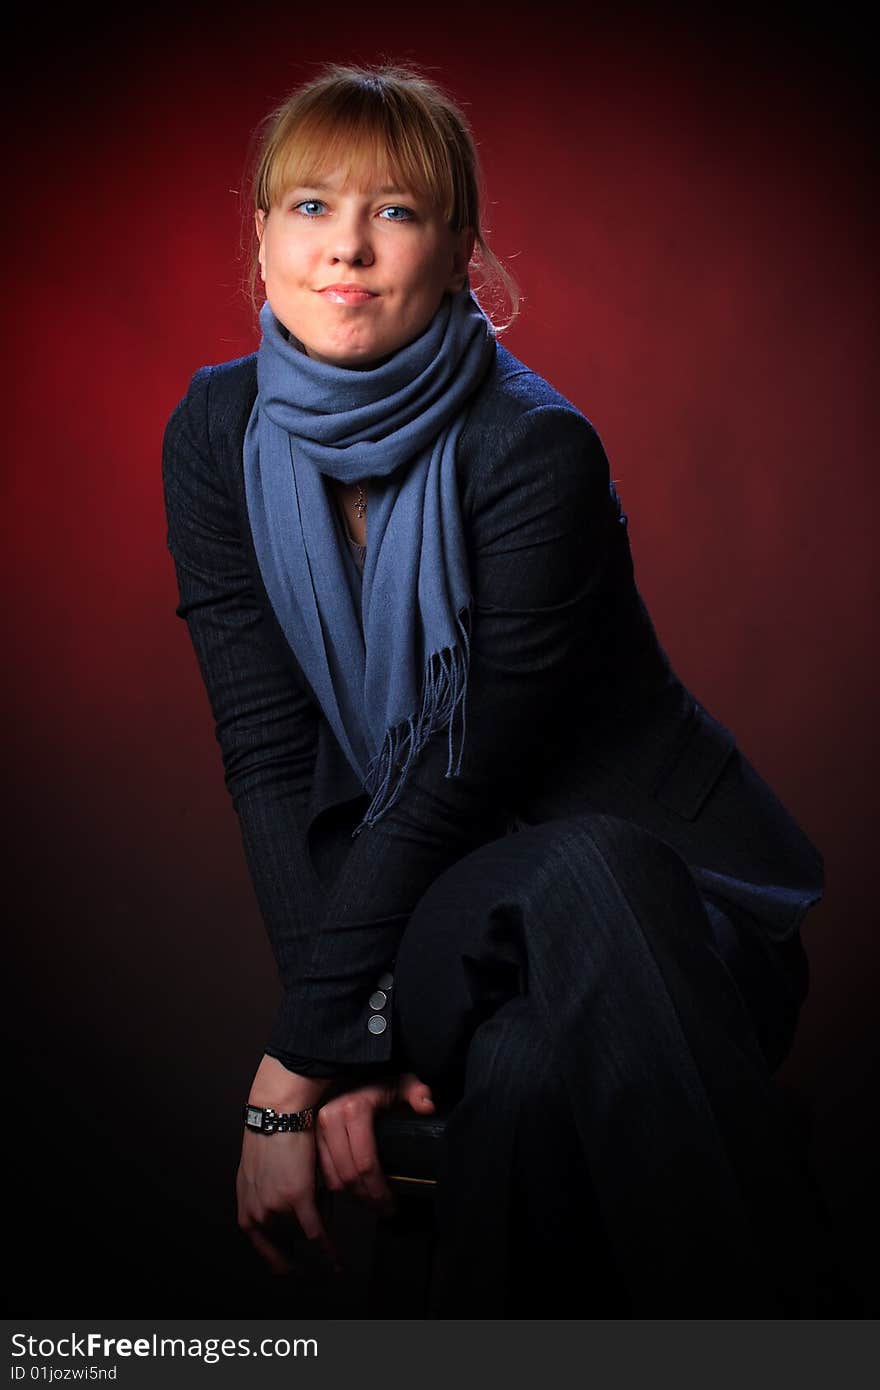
{"left": 243, "top": 287, "right": 496, "bottom": 829}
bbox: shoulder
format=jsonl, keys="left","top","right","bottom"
{"left": 470, "top": 341, "right": 581, "bottom": 416}
{"left": 164, "top": 352, "right": 257, "bottom": 452}
{"left": 460, "top": 342, "right": 611, "bottom": 505}
{"left": 162, "top": 353, "right": 257, "bottom": 504}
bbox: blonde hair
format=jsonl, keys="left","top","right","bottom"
{"left": 246, "top": 63, "right": 519, "bottom": 331}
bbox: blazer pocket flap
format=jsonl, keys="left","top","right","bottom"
{"left": 652, "top": 704, "right": 737, "bottom": 820}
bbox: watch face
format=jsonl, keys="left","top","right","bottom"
{"left": 246, "top": 1107, "right": 263, "bottom": 1129}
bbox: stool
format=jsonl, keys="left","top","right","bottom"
{"left": 368, "top": 1106, "right": 450, "bottom": 1315}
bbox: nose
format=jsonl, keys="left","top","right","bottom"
{"left": 327, "top": 209, "right": 375, "bottom": 267}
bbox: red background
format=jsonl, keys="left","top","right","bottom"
{"left": 6, "top": 3, "right": 876, "bottom": 1313}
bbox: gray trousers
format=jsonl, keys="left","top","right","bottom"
{"left": 392, "top": 814, "right": 821, "bottom": 1316}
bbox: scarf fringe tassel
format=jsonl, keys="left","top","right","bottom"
{"left": 356, "top": 607, "right": 471, "bottom": 833}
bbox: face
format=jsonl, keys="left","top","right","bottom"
{"left": 256, "top": 167, "right": 474, "bottom": 368}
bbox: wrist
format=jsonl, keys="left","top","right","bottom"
{"left": 249, "top": 1053, "right": 335, "bottom": 1110}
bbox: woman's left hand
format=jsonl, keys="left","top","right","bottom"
{"left": 316, "top": 1073, "right": 435, "bottom": 1214}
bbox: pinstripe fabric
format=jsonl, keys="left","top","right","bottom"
{"left": 393, "top": 815, "right": 819, "bottom": 1316}
{"left": 164, "top": 346, "right": 823, "bottom": 1075}
{"left": 164, "top": 341, "right": 827, "bottom": 1312}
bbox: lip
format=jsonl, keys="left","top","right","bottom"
{"left": 317, "top": 283, "right": 379, "bottom": 305}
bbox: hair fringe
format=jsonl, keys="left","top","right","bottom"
{"left": 237, "top": 62, "right": 520, "bottom": 335}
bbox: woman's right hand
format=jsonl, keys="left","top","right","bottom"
{"left": 236, "top": 1055, "right": 338, "bottom": 1276}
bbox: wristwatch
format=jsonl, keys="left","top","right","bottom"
{"left": 244, "top": 1103, "right": 316, "bottom": 1135}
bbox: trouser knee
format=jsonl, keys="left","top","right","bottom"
{"left": 394, "top": 813, "right": 713, "bottom": 1087}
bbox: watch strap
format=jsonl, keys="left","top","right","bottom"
{"left": 244, "top": 1103, "right": 316, "bottom": 1135}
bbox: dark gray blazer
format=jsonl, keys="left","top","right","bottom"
{"left": 162, "top": 343, "right": 823, "bottom": 1071}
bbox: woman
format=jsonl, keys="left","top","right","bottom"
{"left": 163, "top": 63, "right": 825, "bottom": 1315}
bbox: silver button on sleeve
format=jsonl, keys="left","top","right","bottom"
{"left": 369, "top": 990, "right": 387, "bottom": 1011}
{"left": 377, "top": 972, "right": 394, "bottom": 992}
{"left": 367, "top": 1014, "right": 387, "bottom": 1035}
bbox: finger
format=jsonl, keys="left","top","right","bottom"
{"left": 316, "top": 1127, "right": 345, "bottom": 1192}
{"left": 346, "top": 1113, "right": 394, "bottom": 1210}
{"left": 291, "top": 1192, "right": 342, "bottom": 1272}
{"left": 246, "top": 1225, "right": 293, "bottom": 1277}
{"left": 318, "top": 1103, "right": 373, "bottom": 1203}
{"left": 398, "top": 1072, "right": 436, "bottom": 1112}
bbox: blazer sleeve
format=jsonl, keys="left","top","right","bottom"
{"left": 162, "top": 366, "right": 345, "bottom": 1075}
{"left": 270, "top": 401, "right": 622, "bottom": 1066}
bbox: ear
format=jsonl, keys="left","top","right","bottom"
{"left": 254, "top": 208, "right": 267, "bottom": 280}
{"left": 447, "top": 227, "right": 476, "bottom": 293}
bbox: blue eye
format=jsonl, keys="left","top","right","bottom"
{"left": 379, "top": 205, "right": 415, "bottom": 221}
{"left": 294, "top": 199, "right": 326, "bottom": 217}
